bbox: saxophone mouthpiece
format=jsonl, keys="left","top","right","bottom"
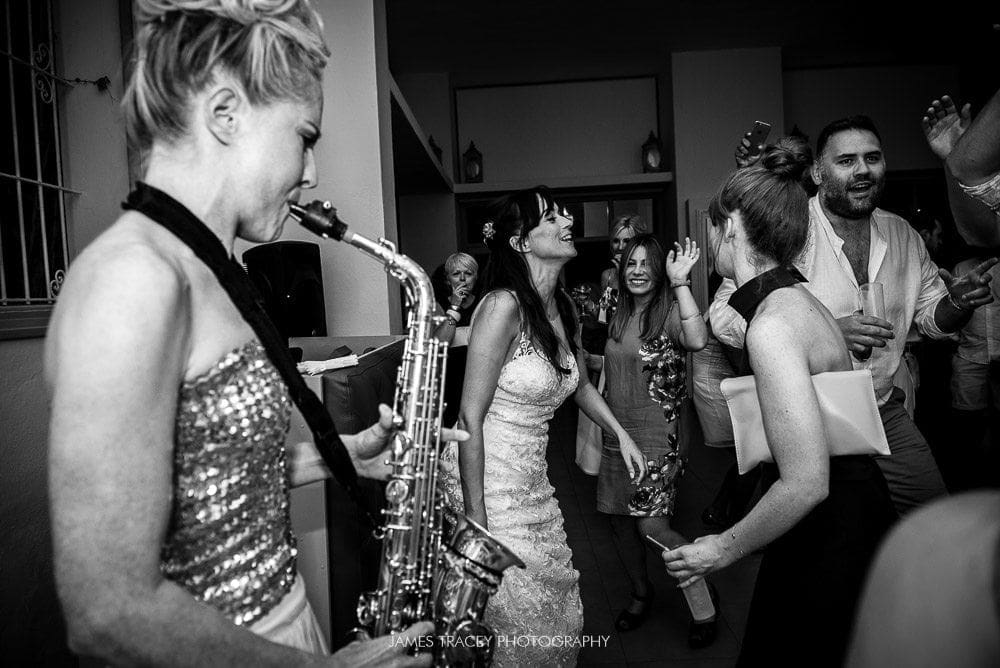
{"left": 288, "top": 200, "right": 351, "bottom": 242}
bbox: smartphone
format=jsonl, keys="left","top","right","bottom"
{"left": 645, "top": 534, "right": 670, "bottom": 551}
{"left": 745, "top": 120, "right": 772, "bottom": 157}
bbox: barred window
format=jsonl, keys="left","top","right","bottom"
{"left": 1, "top": 0, "right": 73, "bottom": 321}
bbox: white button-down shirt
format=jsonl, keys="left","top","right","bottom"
{"left": 709, "top": 196, "right": 951, "bottom": 405}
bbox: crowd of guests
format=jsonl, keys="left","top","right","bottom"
{"left": 426, "top": 101, "right": 1000, "bottom": 666}
{"left": 42, "top": 0, "right": 1000, "bottom": 666}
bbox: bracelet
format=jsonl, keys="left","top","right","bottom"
{"left": 445, "top": 309, "right": 462, "bottom": 322}
{"left": 681, "top": 312, "right": 702, "bottom": 322}
{"left": 947, "top": 292, "right": 972, "bottom": 312}
{"left": 670, "top": 280, "right": 692, "bottom": 288}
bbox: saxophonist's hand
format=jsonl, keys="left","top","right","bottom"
{"left": 327, "top": 621, "right": 435, "bottom": 667}
{"left": 351, "top": 404, "right": 470, "bottom": 480}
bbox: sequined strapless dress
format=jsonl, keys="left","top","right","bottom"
{"left": 162, "top": 340, "right": 326, "bottom": 652}
{"left": 441, "top": 332, "right": 584, "bottom": 667}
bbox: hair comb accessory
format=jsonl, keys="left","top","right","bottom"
{"left": 481, "top": 220, "right": 496, "bottom": 242}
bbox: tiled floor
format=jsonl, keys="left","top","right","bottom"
{"left": 546, "top": 404, "right": 760, "bottom": 667}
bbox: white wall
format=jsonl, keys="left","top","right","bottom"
{"left": 783, "top": 65, "right": 961, "bottom": 171}
{"left": 455, "top": 77, "right": 658, "bottom": 183}
{"left": 57, "top": 1, "right": 131, "bottom": 256}
{"left": 672, "top": 48, "right": 785, "bottom": 232}
{"left": 238, "top": 0, "right": 399, "bottom": 337}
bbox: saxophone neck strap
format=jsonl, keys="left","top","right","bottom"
{"left": 123, "top": 181, "right": 375, "bottom": 529}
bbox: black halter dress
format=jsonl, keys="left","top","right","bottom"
{"left": 729, "top": 266, "right": 897, "bottom": 668}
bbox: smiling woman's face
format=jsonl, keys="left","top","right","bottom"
{"left": 526, "top": 200, "right": 577, "bottom": 262}
{"left": 622, "top": 244, "right": 655, "bottom": 298}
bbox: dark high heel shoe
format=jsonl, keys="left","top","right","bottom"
{"left": 615, "top": 590, "right": 654, "bottom": 632}
{"left": 687, "top": 583, "right": 719, "bottom": 649}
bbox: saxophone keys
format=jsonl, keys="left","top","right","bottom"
{"left": 385, "top": 479, "right": 409, "bottom": 504}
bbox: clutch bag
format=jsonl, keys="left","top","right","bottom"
{"left": 719, "top": 369, "right": 890, "bottom": 475}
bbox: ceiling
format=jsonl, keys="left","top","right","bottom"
{"left": 387, "top": 1, "right": 999, "bottom": 84}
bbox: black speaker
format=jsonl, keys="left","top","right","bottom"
{"left": 243, "top": 241, "right": 327, "bottom": 340}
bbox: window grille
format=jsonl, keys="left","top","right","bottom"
{"left": 1, "top": 0, "right": 74, "bottom": 309}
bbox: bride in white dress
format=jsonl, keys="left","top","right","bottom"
{"left": 441, "top": 187, "right": 647, "bottom": 667}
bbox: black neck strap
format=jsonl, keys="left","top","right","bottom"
{"left": 123, "top": 182, "right": 374, "bottom": 528}
{"left": 727, "top": 265, "right": 807, "bottom": 375}
{"left": 728, "top": 265, "right": 808, "bottom": 324}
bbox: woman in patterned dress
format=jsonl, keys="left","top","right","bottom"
{"left": 597, "top": 234, "right": 717, "bottom": 647}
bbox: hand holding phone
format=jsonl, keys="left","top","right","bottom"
{"left": 735, "top": 120, "right": 772, "bottom": 168}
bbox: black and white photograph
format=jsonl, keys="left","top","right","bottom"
{"left": 2, "top": 1, "right": 999, "bottom": 666}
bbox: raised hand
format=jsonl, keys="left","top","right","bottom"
{"left": 449, "top": 284, "right": 470, "bottom": 307}
{"left": 939, "top": 257, "right": 998, "bottom": 311}
{"left": 666, "top": 237, "right": 700, "bottom": 284}
{"left": 922, "top": 95, "right": 972, "bottom": 161}
{"left": 735, "top": 133, "right": 764, "bottom": 169}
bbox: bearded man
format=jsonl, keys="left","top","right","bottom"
{"left": 710, "top": 116, "right": 996, "bottom": 516}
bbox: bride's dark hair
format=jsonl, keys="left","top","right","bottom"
{"left": 480, "top": 186, "right": 578, "bottom": 375}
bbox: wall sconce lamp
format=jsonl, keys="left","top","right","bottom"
{"left": 641, "top": 131, "right": 663, "bottom": 173}
{"left": 463, "top": 141, "right": 483, "bottom": 183}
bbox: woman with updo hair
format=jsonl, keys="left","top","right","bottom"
{"left": 439, "top": 186, "right": 646, "bottom": 667}
{"left": 658, "top": 140, "right": 895, "bottom": 667}
{"left": 46, "top": 1, "right": 455, "bottom": 664}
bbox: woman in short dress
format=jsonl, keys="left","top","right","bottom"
{"left": 597, "top": 234, "right": 716, "bottom": 647}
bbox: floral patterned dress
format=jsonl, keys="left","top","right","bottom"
{"left": 597, "top": 304, "right": 687, "bottom": 517}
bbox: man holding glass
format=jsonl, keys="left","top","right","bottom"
{"left": 711, "top": 116, "right": 996, "bottom": 516}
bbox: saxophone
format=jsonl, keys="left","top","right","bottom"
{"left": 289, "top": 201, "right": 525, "bottom": 666}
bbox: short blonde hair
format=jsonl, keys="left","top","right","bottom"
{"left": 444, "top": 252, "right": 478, "bottom": 277}
{"left": 124, "top": 0, "right": 329, "bottom": 150}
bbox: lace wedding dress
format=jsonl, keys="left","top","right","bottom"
{"left": 441, "top": 331, "right": 584, "bottom": 667}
